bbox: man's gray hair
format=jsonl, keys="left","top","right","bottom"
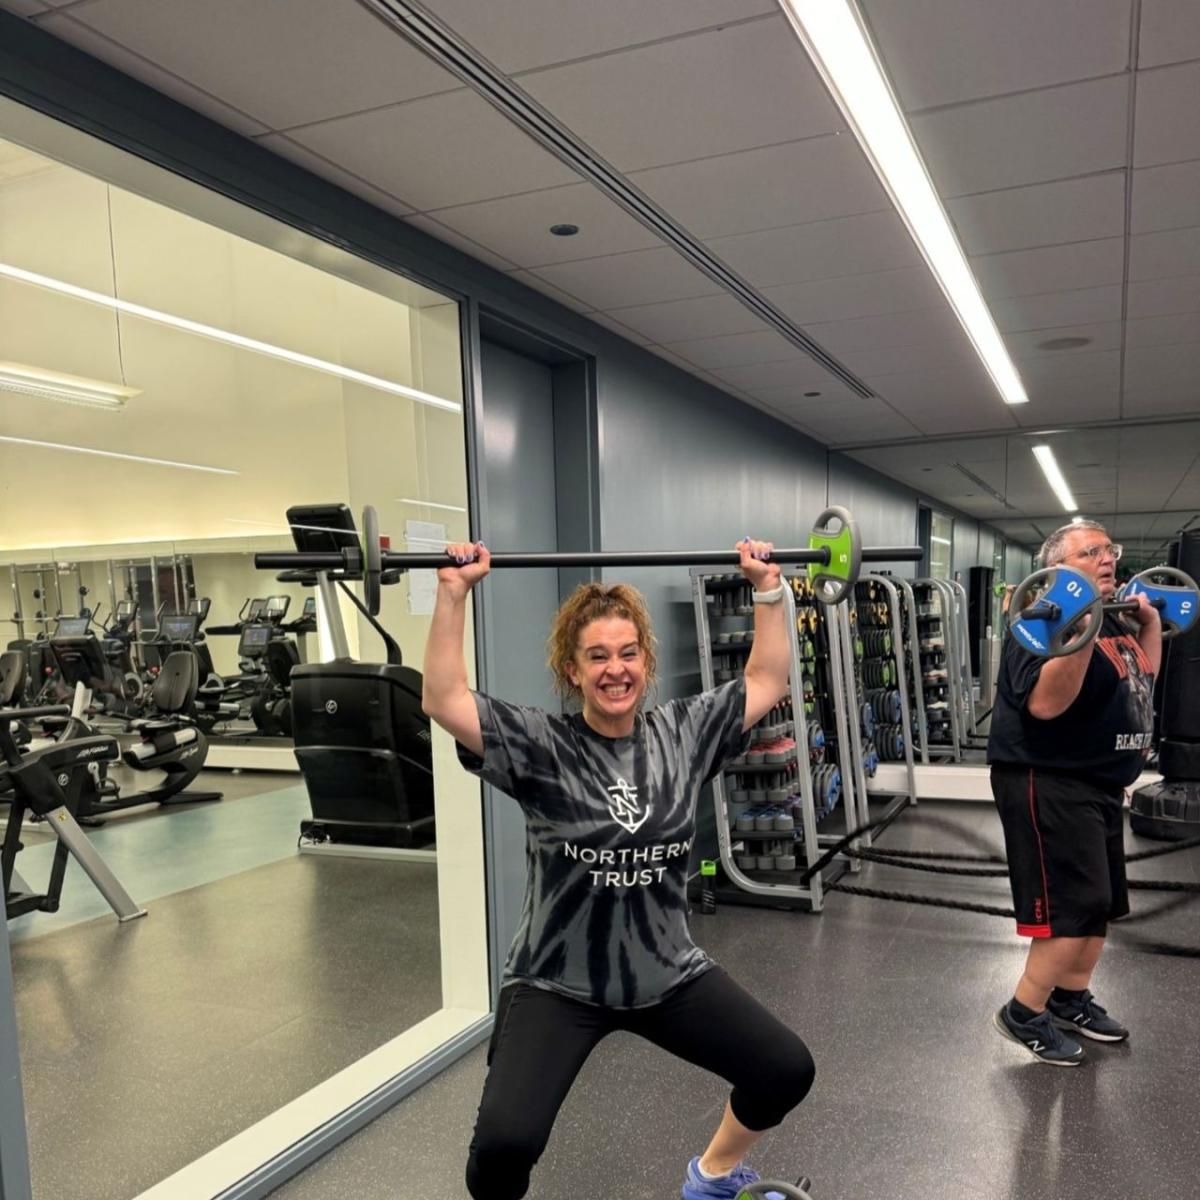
{"left": 1038, "top": 520, "right": 1108, "bottom": 567}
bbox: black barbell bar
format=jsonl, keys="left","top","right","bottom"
{"left": 255, "top": 546, "right": 922, "bottom": 571}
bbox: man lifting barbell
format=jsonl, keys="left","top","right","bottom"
{"left": 987, "top": 520, "right": 1162, "bottom": 1065}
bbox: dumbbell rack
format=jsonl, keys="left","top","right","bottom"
{"left": 946, "top": 578, "right": 982, "bottom": 746}
{"left": 691, "top": 568, "right": 863, "bottom": 911}
{"left": 912, "top": 580, "right": 960, "bottom": 759}
{"left": 883, "top": 574, "right": 930, "bottom": 764}
{"left": 844, "top": 575, "right": 919, "bottom": 826}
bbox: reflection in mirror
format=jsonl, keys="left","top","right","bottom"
{"left": 0, "top": 121, "right": 482, "bottom": 1200}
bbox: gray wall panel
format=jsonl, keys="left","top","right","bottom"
{"left": 953, "top": 516, "right": 981, "bottom": 576}
{"left": 828, "top": 455, "right": 920, "bottom": 577}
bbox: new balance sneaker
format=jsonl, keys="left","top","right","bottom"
{"left": 993, "top": 1004, "right": 1085, "bottom": 1066}
{"left": 1046, "top": 989, "right": 1129, "bottom": 1043}
{"left": 681, "top": 1157, "right": 787, "bottom": 1200}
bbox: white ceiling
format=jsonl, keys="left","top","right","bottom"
{"left": 3, "top": 0, "right": 1199, "bottom": 548}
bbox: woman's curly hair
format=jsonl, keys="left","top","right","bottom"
{"left": 547, "top": 582, "right": 657, "bottom": 704}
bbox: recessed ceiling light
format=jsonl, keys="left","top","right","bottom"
{"left": 549, "top": 224, "right": 580, "bottom": 237}
{"left": 1036, "top": 336, "right": 1092, "bottom": 351}
{"left": 803, "top": 391, "right": 821, "bottom": 397}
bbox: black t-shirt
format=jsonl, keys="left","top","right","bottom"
{"left": 987, "top": 614, "right": 1155, "bottom": 788}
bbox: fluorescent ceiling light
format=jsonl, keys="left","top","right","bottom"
{"left": 0, "top": 435, "right": 238, "bottom": 476}
{"left": 930, "top": 535, "right": 952, "bottom": 545}
{"left": 396, "top": 497, "right": 467, "bottom": 513}
{"left": 0, "top": 361, "right": 141, "bottom": 411}
{"left": 1031, "top": 444, "right": 1077, "bottom": 513}
{"left": 0, "top": 261, "right": 461, "bottom": 414}
{"left": 1071, "top": 515, "right": 1086, "bottom": 524}
{"left": 777, "top": 1, "right": 1028, "bottom": 407}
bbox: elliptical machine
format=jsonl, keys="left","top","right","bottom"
{"left": 255, "top": 503, "right": 434, "bottom": 849}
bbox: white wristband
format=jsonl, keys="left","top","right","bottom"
{"left": 752, "top": 585, "right": 785, "bottom": 605}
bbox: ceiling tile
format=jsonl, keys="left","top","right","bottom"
{"left": 708, "top": 210, "right": 921, "bottom": 288}
{"left": 910, "top": 76, "right": 1128, "bottom": 198}
{"left": 762, "top": 266, "right": 945, "bottom": 325}
{"left": 1012, "top": 375, "right": 1122, "bottom": 424}
{"left": 804, "top": 306, "right": 962, "bottom": 356}
{"left": 401, "top": 214, "right": 520, "bottom": 272}
{"left": 1003, "top": 321, "right": 1124, "bottom": 358}
{"left": 62, "top": 0, "right": 460, "bottom": 130}
{"left": 288, "top": 90, "right": 579, "bottom": 211}
{"left": 1011, "top": 349, "right": 1122, "bottom": 382}
{"left": 971, "top": 238, "right": 1126, "bottom": 300}
{"left": 1125, "top": 311, "right": 1200, "bottom": 349}
{"left": 837, "top": 338, "right": 981, "bottom": 377}
{"left": 866, "top": 363, "right": 1003, "bottom": 407}
{"left": 1123, "top": 383, "right": 1200, "bottom": 417}
{"left": 600, "top": 294, "right": 766, "bottom": 344}
{"left": 1134, "top": 61, "right": 1200, "bottom": 167}
{"left": 1128, "top": 225, "right": 1200, "bottom": 279}
{"left": 1138, "top": 0, "right": 1200, "bottom": 68}
{"left": 990, "top": 285, "right": 1124, "bottom": 333}
{"left": 904, "top": 403, "right": 1021, "bottom": 436}
{"left": 426, "top": 183, "right": 660, "bottom": 268}
{"left": 1127, "top": 275, "right": 1200, "bottom": 319}
{"left": 709, "top": 358, "right": 848, "bottom": 392}
{"left": 526, "top": 248, "right": 720, "bottom": 310}
{"left": 1124, "top": 342, "right": 1200, "bottom": 379}
{"left": 947, "top": 173, "right": 1126, "bottom": 256}
{"left": 34, "top": 13, "right": 269, "bottom": 136}
{"left": 505, "top": 269, "right": 594, "bottom": 312}
{"left": 627, "top": 134, "right": 887, "bottom": 241}
{"left": 425, "top": 0, "right": 777, "bottom": 74}
{"left": 748, "top": 381, "right": 880, "bottom": 408}
{"left": 520, "top": 17, "right": 840, "bottom": 172}
{"left": 255, "top": 134, "right": 415, "bottom": 218}
{"left": 659, "top": 329, "right": 806, "bottom": 371}
{"left": 582, "top": 311, "right": 653, "bottom": 346}
{"left": 859, "top": 0, "right": 1131, "bottom": 110}
{"left": 1131, "top": 161, "right": 1200, "bottom": 235}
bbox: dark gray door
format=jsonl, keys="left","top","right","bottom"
{"left": 479, "top": 339, "right": 560, "bottom": 962}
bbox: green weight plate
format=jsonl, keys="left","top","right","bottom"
{"left": 808, "top": 505, "right": 862, "bottom": 606}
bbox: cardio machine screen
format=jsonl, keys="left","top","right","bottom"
{"left": 160, "top": 615, "right": 198, "bottom": 643}
{"left": 239, "top": 625, "right": 271, "bottom": 656}
{"left": 53, "top": 617, "right": 90, "bottom": 638}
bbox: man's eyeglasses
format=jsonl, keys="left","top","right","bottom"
{"left": 1071, "top": 542, "right": 1123, "bottom": 563}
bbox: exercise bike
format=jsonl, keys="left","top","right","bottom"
{"left": 36, "top": 624, "right": 222, "bottom": 823}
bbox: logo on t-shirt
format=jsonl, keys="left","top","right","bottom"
{"left": 606, "top": 777, "right": 649, "bottom": 834}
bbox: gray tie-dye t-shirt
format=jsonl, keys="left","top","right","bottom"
{"left": 457, "top": 678, "right": 750, "bottom": 1009}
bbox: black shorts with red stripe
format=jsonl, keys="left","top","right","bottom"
{"left": 991, "top": 765, "right": 1129, "bottom": 938}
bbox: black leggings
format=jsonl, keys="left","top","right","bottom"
{"left": 465, "top": 965, "right": 816, "bottom": 1200}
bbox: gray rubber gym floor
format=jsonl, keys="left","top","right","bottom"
{"left": 268, "top": 798, "right": 1200, "bottom": 1200}
{"left": 7, "top": 771, "right": 442, "bottom": 1200}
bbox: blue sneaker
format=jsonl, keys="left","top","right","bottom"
{"left": 682, "top": 1156, "right": 787, "bottom": 1200}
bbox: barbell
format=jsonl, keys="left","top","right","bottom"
{"left": 254, "top": 505, "right": 923, "bottom": 616}
{"left": 1008, "top": 564, "right": 1199, "bottom": 658}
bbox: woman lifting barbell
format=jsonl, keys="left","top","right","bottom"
{"left": 422, "top": 537, "right": 815, "bottom": 1200}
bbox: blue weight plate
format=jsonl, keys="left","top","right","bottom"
{"left": 1010, "top": 566, "right": 1102, "bottom": 657}
{"left": 1124, "top": 572, "right": 1199, "bottom": 638}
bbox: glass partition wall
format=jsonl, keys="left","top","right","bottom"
{"left": 0, "top": 102, "right": 489, "bottom": 1200}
